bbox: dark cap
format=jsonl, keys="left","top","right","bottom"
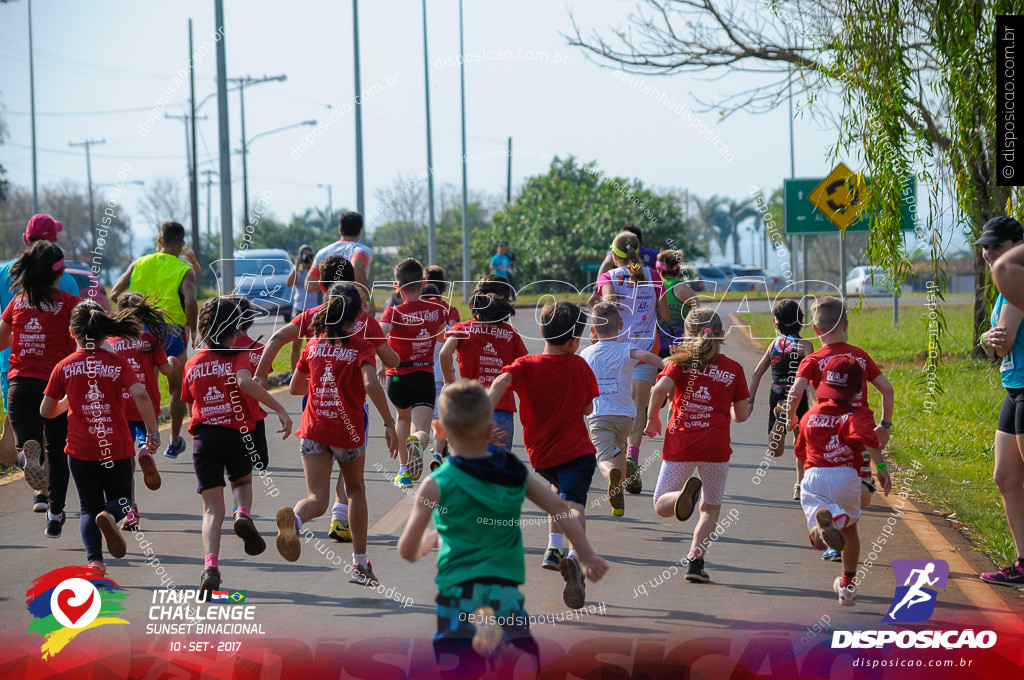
{"left": 974, "top": 216, "right": 1024, "bottom": 246}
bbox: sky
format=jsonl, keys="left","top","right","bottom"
{"left": 0, "top": 0, "right": 962, "bottom": 264}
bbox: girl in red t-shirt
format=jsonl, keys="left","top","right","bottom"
{"left": 108, "top": 293, "right": 176, "bottom": 528}
{"left": 230, "top": 296, "right": 270, "bottom": 473}
{"left": 182, "top": 297, "right": 293, "bottom": 595}
{"left": 40, "top": 301, "right": 161, "bottom": 572}
{"left": 276, "top": 283, "right": 398, "bottom": 586}
{"left": 0, "top": 240, "right": 79, "bottom": 533}
{"left": 644, "top": 308, "right": 750, "bottom": 583}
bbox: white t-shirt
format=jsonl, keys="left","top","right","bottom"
{"left": 580, "top": 340, "right": 639, "bottom": 417}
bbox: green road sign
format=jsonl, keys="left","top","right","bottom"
{"left": 784, "top": 176, "right": 916, "bottom": 235}
{"left": 581, "top": 259, "right": 603, "bottom": 273}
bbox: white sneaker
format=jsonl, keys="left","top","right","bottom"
{"left": 833, "top": 576, "right": 856, "bottom": 606}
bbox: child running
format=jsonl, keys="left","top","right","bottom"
{"left": 423, "top": 265, "right": 461, "bottom": 469}
{"left": 40, "top": 301, "right": 161, "bottom": 571}
{"left": 230, "top": 296, "right": 270, "bottom": 473}
{"left": 274, "top": 282, "right": 399, "bottom": 586}
{"left": 380, "top": 258, "right": 447, "bottom": 488}
{"left": 488, "top": 300, "right": 600, "bottom": 608}
{"left": 182, "top": 296, "right": 293, "bottom": 593}
{"left": 439, "top": 276, "right": 526, "bottom": 463}
{"left": 747, "top": 299, "right": 814, "bottom": 501}
{"left": 398, "top": 380, "right": 608, "bottom": 671}
{"left": 108, "top": 293, "right": 176, "bottom": 529}
{"left": 796, "top": 355, "right": 891, "bottom": 605}
{"left": 580, "top": 301, "right": 663, "bottom": 517}
{"left": 655, "top": 249, "right": 700, "bottom": 359}
{"left": 0, "top": 240, "right": 79, "bottom": 535}
{"left": 645, "top": 308, "right": 750, "bottom": 583}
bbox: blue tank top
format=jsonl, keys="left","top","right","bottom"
{"left": 992, "top": 294, "right": 1024, "bottom": 389}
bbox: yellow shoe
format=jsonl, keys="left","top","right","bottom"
{"left": 328, "top": 519, "right": 352, "bottom": 542}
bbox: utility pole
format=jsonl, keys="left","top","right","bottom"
{"left": 214, "top": 0, "right": 234, "bottom": 294}
{"left": 202, "top": 169, "right": 217, "bottom": 240}
{"left": 68, "top": 138, "right": 106, "bottom": 228}
{"left": 227, "top": 74, "right": 287, "bottom": 228}
{"left": 166, "top": 112, "right": 207, "bottom": 232}
{"left": 458, "top": 0, "right": 470, "bottom": 302}
{"left": 188, "top": 19, "right": 201, "bottom": 263}
{"left": 421, "top": 0, "right": 437, "bottom": 265}
{"left": 353, "top": 0, "right": 365, "bottom": 215}
{"left": 318, "top": 183, "right": 333, "bottom": 229}
{"left": 28, "top": 0, "right": 39, "bottom": 213}
{"left": 506, "top": 136, "right": 512, "bottom": 204}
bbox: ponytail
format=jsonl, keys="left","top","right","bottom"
{"left": 611, "top": 231, "right": 646, "bottom": 285}
{"left": 9, "top": 240, "right": 64, "bottom": 311}
{"left": 116, "top": 293, "right": 171, "bottom": 351}
{"left": 70, "top": 300, "right": 143, "bottom": 345}
{"left": 666, "top": 307, "right": 723, "bottom": 371}
{"left": 196, "top": 296, "right": 246, "bottom": 354}
{"left": 470, "top": 275, "right": 516, "bottom": 323}
{"left": 311, "top": 282, "right": 362, "bottom": 344}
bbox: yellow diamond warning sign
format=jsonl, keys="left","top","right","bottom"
{"left": 807, "top": 162, "right": 871, "bottom": 230}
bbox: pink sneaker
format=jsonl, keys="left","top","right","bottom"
{"left": 980, "top": 561, "right": 1024, "bottom": 587}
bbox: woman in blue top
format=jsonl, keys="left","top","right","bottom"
{"left": 977, "top": 216, "right": 1024, "bottom": 586}
{"left": 285, "top": 245, "right": 322, "bottom": 379}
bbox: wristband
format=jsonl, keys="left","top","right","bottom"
{"left": 383, "top": 422, "right": 396, "bottom": 428}
{"left": 146, "top": 432, "right": 160, "bottom": 439}
{"left": 875, "top": 463, "right": 887, "bottom": 471}
{"left": 880, "top": 420, "right": 892, "bottom": 430}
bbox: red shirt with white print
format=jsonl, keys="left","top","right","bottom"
{"left": 292, "top": 306, "right": 386, "bottom": 348}
{"left": 232, "top": 334, "right": 267, "bottom": 421}
{"left": 296, "top": 336, "right": 377, "bottom": 449}
{"left": 381, "top": 298, "right": 447, "bottom": 376}
{"left": 109, "top": 331, "right": 166, "bottom": 422}
{"left": 2, "top": 290, "right": 80, "bottom": 381}
{"left": 181, "top": 349, "right": 255, "bottom": 434}
{"left": 796, "top": 400, "right": 881, "bottom": 469}
{"left": 796, "top": 342, "right": 882, "bottom": 412}
{"left": 447, "top": 320, "right": 528, "bottom": 412}
{"left": 660, "top": 354, "right": 749, "bottom": 463}
{"left": 44, "top": 348, "right": 137, "bottom": 462}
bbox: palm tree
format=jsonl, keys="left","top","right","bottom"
{"left": 723, "top": 197, "right": 760, "bottom": 264}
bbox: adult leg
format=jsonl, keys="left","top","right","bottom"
{"left": 993, "top": 431, "right": 1024, "bottom": 558}
{"left": 411, "top": 405, "right": 433, "bottom": 450}
{"left": 7, "top": 378, "right": 48, "bottom": 493}
{"left": 395, "top": 407, "right": 412, "bottom": 465}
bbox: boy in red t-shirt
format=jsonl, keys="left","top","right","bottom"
{"left": 489, "top": 300, "right": 599, "bottom": 610}
{"left": 380, "top": 258, "right": 447, "bottom": 488}
{"left": 645, "top": 308, "right": 750, "bottom": 584}
{"left": 796, "top": 355, "right": 891, "bottom": 606}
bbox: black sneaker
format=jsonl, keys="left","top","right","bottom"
{"left": 234, "top": 511, "right": 267, "bottom": 556}
{"left": 673, "top": 477, "right": 702, "bottom": 522}
{"left": 684, "top": 557, "right": 710, "bottom": 583}
{"left": 541, "top": 547, "right": 564, "bottom": 571}
{"left": 559, "top": 554, "right": 586, "bottom": 609}
{"left": 200, "top": 566, "right": 222, "bottom": 595}
{"left": 45, "top": 511, "right": 65, "bottom": 539}
{"left": 32, "top": 493, "right": 49, "bottom": 513}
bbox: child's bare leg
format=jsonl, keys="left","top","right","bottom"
{"left": 230, "top": 476, "right": 254, "bottom": 514}
{"left": 334, "top": 466, "right": 349, "bottom": 506}
{"left": 550, "top": 499, "right": 586, "bottom": 550}
{"left": 654, "top": 489, "right": 681, "bottom": 517}
{"left": 628, "top": 379, "right": 653, "bottom": 448}
{"left": 200, "top": 487, "right": 226, "bottom": 559}
{"left": 411, "top": 405, "right": 433, "bottom": 449}
{"left": 841, "top": 524, "right": 860, "bottom": 575}
{"left": 861, "top": 483, "right": 872, "bottom": 509}
{"left": 295, "top": 454, "right": 333, "bottom": 523}
{"left": 396, "top": 407, "right": 412, "bottom": 464}
{"left": 339, "top": 455, "right": 368, "bottom": 554}
{"left": 688, "top": 502, "right": 721, "bottom": 559}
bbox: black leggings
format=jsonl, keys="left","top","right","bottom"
{"left": 997, "top": 387, "right": 1024, "bottom": 435}
{"left": 7, "top": 377, "right": 70, "bottom": 514}
{"left": 68, "top": 457, "right": 133, "bottom": 563}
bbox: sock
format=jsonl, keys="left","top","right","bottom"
{"left": 547, "top": 533, "right": 564, "bottom": 551}
{"left": 354, "top": 553, "right": 369, "bottom": 568}
{"left": 398, "top": 464, "right": 408, "bottom": 474}
{"left": 295, "top": 515, "right": 303, "bottom": 531}
{"left": 332, "top": 503, "right": 348, "bottom": 523}
{"left": 47, "top": 509, "right": 62, "bottom": 521}
{"left": 626, "top": 445, "right": 639, "bottom": 461}
{"left": 236, "top": 506, "right": 250, "bottom": 518}
{"left": 567, "top": 549, "right": 578, "bottom": 561}
{"left": 841, "top": 571, "right": 856, "bottom": 587}
{"left": 205, "top": 553, "right": 218, "bottom": 568}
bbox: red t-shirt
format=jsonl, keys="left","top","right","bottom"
{"left": 2, "top": 290, "right": 80, "bottom": 381}
{"left": 109, "top": 331, "right": 166, "bottom": 422}
{"left": 233, "top": 334, "right": 267, "bottom": 421}
{"left": 660, "top": 354, "right": 749, "bottom": 463}
{"left": 796, "top": 342, "right": 881, "bottom": 412}
{"left": 181, "top": 349, "right": 255, "bottom": 434}
{"left": 292, "top": 306, "right": 386, "bottom": 347}
{"left": 796, "top": 400, "right": 881, "bottom": 469}
{"left": 504, "top": 353, "right": 599, "bottom": 469}
{"left": 447, "top": 320, "right": 528, "bottom": 413}
{"left": 296, "top": 336, "right": 377, "bottom": 449}
{"left": 381, "top": 299, "right": 447, "bottom": 376}
{"left": 44, "top": 349, "right": 137, "bottom": 462}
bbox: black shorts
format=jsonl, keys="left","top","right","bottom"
{"left": 247, "top": 419, "right": 269, "bottom": 471}
{"left": 997, "top": 388, "right": 1024, "bottom": 435}
{"left": 769, "top": 385, "right": 809, "bottom": 431}
{"left": 386, "top": 371, "right": 436, "bottom": 410}
{"left": 192, "top": 424, "right": 254, "bottom": 493}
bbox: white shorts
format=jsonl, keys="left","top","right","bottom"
{"left": 800, "top": 466, "right": 861, "bottom": 536}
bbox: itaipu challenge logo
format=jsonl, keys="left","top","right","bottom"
{"left": 883, "top": 559, "right": 949, "bottom": 623}
{"left": 25, "top": 566, "right": 129, "bottom": 658}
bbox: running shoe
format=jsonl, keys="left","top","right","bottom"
{"left": 861, "top": 478, "right": 877, "bottom": 494}
{"left": 328, "top": 519, "right": 352, "bottom": 543}
{"left": 625, "top": 457, "right": 642, "bottom": 494}
{"left": 608, "top": 468, "right": 625, "bottom": 517}
{"left": 200, "top": 566, "right": 222, "bottom": 596}
{"left": 164, "top": 436, "right": 187, "bottom": 459}
{"left": 560, "top": 554, "right": 586, "bottom": 609}
{"left": 138, "top": 450, "right": 162, "bottom": 491}
{"left": 349, "top": 561, "right": 379, "bottom": 587}
{"left": 429, "top": 451, "right": 444, "bottom": 472}
{"left": 87, "top": 561, "right": 106, "bottom": 574}
{"left": 393, "top": 471, "right": 413, "bottom": 488}
{"left": 541, "top": 547, "right": 564, "bottom": 571}
{"left": 120, "top": 506, "right": 140, "bottom": 532}
{"left": 21, "top": 440, "right": 46, "bottom": 490}
{"left": 822, "top": 548, "right": 842, "bottom": 562}
{"left": 815, "top": 509, "right": 846, "bottom": 552}
{"left": 834, "top": 575, "right": 856, "bottom": 606}
{"left": 980, "top": 561, "right": 1024, "bottom": 587}
{"left": 95, "top": 511, "right": 127, "bottom": 559}
{"left": 234, "top": 510, "right": 267, "bottom": 556}
{"left": 32, "top": 493, "right": 48, "bottom": 513}
{"left": 406, "top": 437, "right": 423, "bottom": 482}
{"left": 674, "top": 477, "right": 702, "bottom": 522}
{"left": 793, "top": 483, "right": 801, "bottom": 501}
{"left": 44, "top": 511, "right": 65, "bottom": 539}
{"left": 469, "top": 606, "right": 503, "bottom": 658}
{"left": 684, "top": 557, "right": 710, "bottom": 583}
{"left": 275, "top": 506, "right": 302, "bottom": 561}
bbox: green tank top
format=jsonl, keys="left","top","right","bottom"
{"left": 662, "top": 275, "right": 691, "bottom": 327}
{"left": 129, "top": 253, "right": 191, "bottom": 325}
{"left": 432, "top": 458, "right": 527, "bottom": 590}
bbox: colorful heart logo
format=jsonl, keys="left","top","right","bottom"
{"left": 56, "top": 588, "right": 95, "bottom": 626}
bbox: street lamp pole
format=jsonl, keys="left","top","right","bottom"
{"left": 227, "top": 74, "right": 287, "bottom": 228}
{"left": 28, "top": 0, "right": 39, "bottom": 213}
{"left": 237, "top": 120, "right": 317, "bottom": 226}
{"left": 421, "top": 0, "right": 437, "bottom": 265}
{"left": 214, "top": 0, "right": 234, "bottom": 294}
{"left": 68, "top": 138, "right": 106, "bottom": 229}
{"left": 353, "top": 0, "right": 365, "bottom": 215}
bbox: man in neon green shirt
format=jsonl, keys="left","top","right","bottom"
{"left": 111, "top": 221, "right": 198, "bottom": 458}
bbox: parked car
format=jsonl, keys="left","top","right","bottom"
{"left": 845, "top": 265, "right": 903, "bottom": 296}
{"left": 228, "top": 248, "right": 293, "bottom": 319}
{"left": 715, "top": 263, "right": 758, "bottom": 292}
{"left": 673, "top": 264, "right": 705, "bottom": 292}
{"left": 65, "top": 262, "right": 111, "bottom": 310}
{"left": 731, "top": 264, "right": 785, "bottom": 292}
{"left": 693, "top": 265, "right": 731, "bottom": 296}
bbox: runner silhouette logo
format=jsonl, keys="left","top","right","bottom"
{"left": 883, "top": 559, "right": 949, "bottom": 623}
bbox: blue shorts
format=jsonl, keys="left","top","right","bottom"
{"left": 536, "top": 454, "right": 597, "bottom": 506}
{"left": 0, "top": 370, "right": 8, "bottom": 412}
{"left": 631, "top": 361, "right": 658, "bottom": 384}
{"left": 128, "top": 420, "right": 147, "bottom": 448}
{"left": 164, "top": 325, "right": 189, "bottom": 358}
{"left": 488, "top": 409, "right": 515, "bottom": 456}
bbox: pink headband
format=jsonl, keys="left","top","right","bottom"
{"left": 657, "top": 261, "right": 678, "bottom": 273}
{"left": 53, "top": 258, "right": 65, "bottom": 271}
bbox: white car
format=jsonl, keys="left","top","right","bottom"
{"left": 846, "top": 265, "right": 896, "bottom": 296}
